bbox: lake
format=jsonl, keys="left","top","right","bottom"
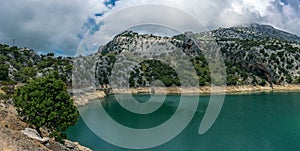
{"left": 67, "top": 92, "right": 300, "bottom": 151}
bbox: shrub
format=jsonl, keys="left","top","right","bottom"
{"left": 13, "top": 74, "right": 78, "bottom": 142}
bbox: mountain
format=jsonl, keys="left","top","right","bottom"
{"left": 92, "top": 24, "right": 300, "bottom": 87}
{"left": 1, "top": 23, "right": 299, "bottom": 151}
{"left": 1, "top": 24, "right": 300, "bottom": 92}
{"left": 212, "top": 23, "right": 300, "bottom": 43}
{"left": 0, "top": 45, "right": 73, "bottom": 86}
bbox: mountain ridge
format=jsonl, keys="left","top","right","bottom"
{"left": 91, "top": 23, "right": 300, "bottom": 87}
{"left": 1, "top": 23, "right": 300, "bottom": 90}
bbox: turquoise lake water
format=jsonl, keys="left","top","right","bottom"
{"left": 67, "top": 92, "right": 300, "bottom": 151}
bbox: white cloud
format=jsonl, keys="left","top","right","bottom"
{"left": 104, "top": 0, "right": 299, "bottom": 31}
{"left": 0, "top": 0, "right": 300, "bottom": 55}
{"left": 0, "top": 0, "right": 107, "bottom": 55}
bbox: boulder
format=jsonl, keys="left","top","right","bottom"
{"left": 64, "top": 140, "right": 92, "bottom": 151}
{"left": 64, "top": 140, "right": 75, "bottom": 149}
{"left": 21, "top": 128, "right": 49, "bottom": 144}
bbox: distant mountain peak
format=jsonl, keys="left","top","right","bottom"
{"left": 210, "top": 23, "right": 300, "bottom": 43}
{"left": 242, "top": 23, "right": 274, "bottom": 28}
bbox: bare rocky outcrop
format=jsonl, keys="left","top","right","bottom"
{"left": 111, "top": 85, "right": 300, "bottom": 95}
{"left": 64, "top": 140, "right": 92, "bottom": 151}
{"left": 21, "top": 128, "right": 50, "bottom": 144}
{"left": 0, "top": 100, "right": 92, "bottom": 151}
{"left": 72, "top": 90, "right": 106, "bottom": 107}
{"left": 0, "top": 125, "right": 50, "bottom": 151}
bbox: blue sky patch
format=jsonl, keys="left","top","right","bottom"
{"left": 95, "top": 13, "right": 104, "bottom": 17}
{"left": 103, "top": 0, "right": 119, "bottom": 8}
{"left": 89, "top": 22, "right": 104, "bottom": 35}
{"left": 83, "top": 17, "right": 97, "bottom": 30}
{"left": 280, "top": 0, "right": 288, "bottom": 5}
{"left": 54, "top": 49, "right": 68, "bottom": 56}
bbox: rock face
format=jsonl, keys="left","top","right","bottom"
{"left": 0, "top": 125, "right": 50, "bottom": 151}
{"left": 0, "top": 102, "right": 50, "bottom": 151}
{"left": 87, "top": 24, "right": 300, "bottom": 87}
{"left": 0, "top": 45, "right": 73, "bottom": 85}
{"left": 2, "top": 23, "right": 300, "bottom": 90}
{"left": 64, "top": 140, "right": 92, "bottom": 151}
{"left": 21, "top": 128, "right": 50, "bottom": 144}
{"left": 72, "top": 90, "right": 106, "bottom": 106}
{"left": 212, "top": 23, "right": 300, "bottom": 43}
{"left": 0, "top": 100, "right": 93, "bottom": 151}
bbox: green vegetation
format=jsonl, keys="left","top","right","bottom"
{"left": 173, "top": 34, "right": 185, "bottom": 41}
{"left": 0, "top": 93, "right": 9, "bottom": 100}
{"left": 0, "top": 64, "right": 9, "bottom": 81}
{"left": 0, "top": 44, "right": 76, "bottom": 142}
{"left": 259, "top": 79, "right": 267, "bottom": 86}
{"left": 0, "top": 44, "right": 72, "bottom": 85}
{"left": 2, "top": 24, "right": 300, "bottom": 89}
{"left": 1, "top": 85, "right": 15, "bottom": 96}
{"left": 129, "top": 60, "right": 180, "bottom": 87}
{"left": 295, "top": 76, "right": 300, "bottom": 84}
{"left": 190, "top": 55, "right": 211, "bottom": 86}
{"left": 13, "top": 73, "right": 78, "bottom": 142}
{"left": 287, "top": 75, "right": 293, "bottom": 84}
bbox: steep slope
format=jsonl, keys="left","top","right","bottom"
{"left": 1, "top": 23, "right": 300, "bottom": 89}
{"left": 212, "top": 23, "right": 300, "bottom": 43}
{"left": 0, "top": 44, "right": 73, "bottom": 85}
{"left": 93, "top": 24, "right": 300, "bottom": 87}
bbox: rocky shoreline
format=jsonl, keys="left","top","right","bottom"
{"left": 72, "top": 85, "right": 300, "bottom": 107}
{"left": 72, "top": 91, "right": 106, "bottom": 107}
{"left": 0, "top": 100, "right": 92, "bottom": 151}
{"left": 111, "top": 84, "right": 300, "bottom": 95}
{"left": 1, "top": 84, "right": 300, "bottom": 150}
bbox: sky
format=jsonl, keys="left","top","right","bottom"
{"left": 0, "top": 0, "right": 300, "bottom": 56}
